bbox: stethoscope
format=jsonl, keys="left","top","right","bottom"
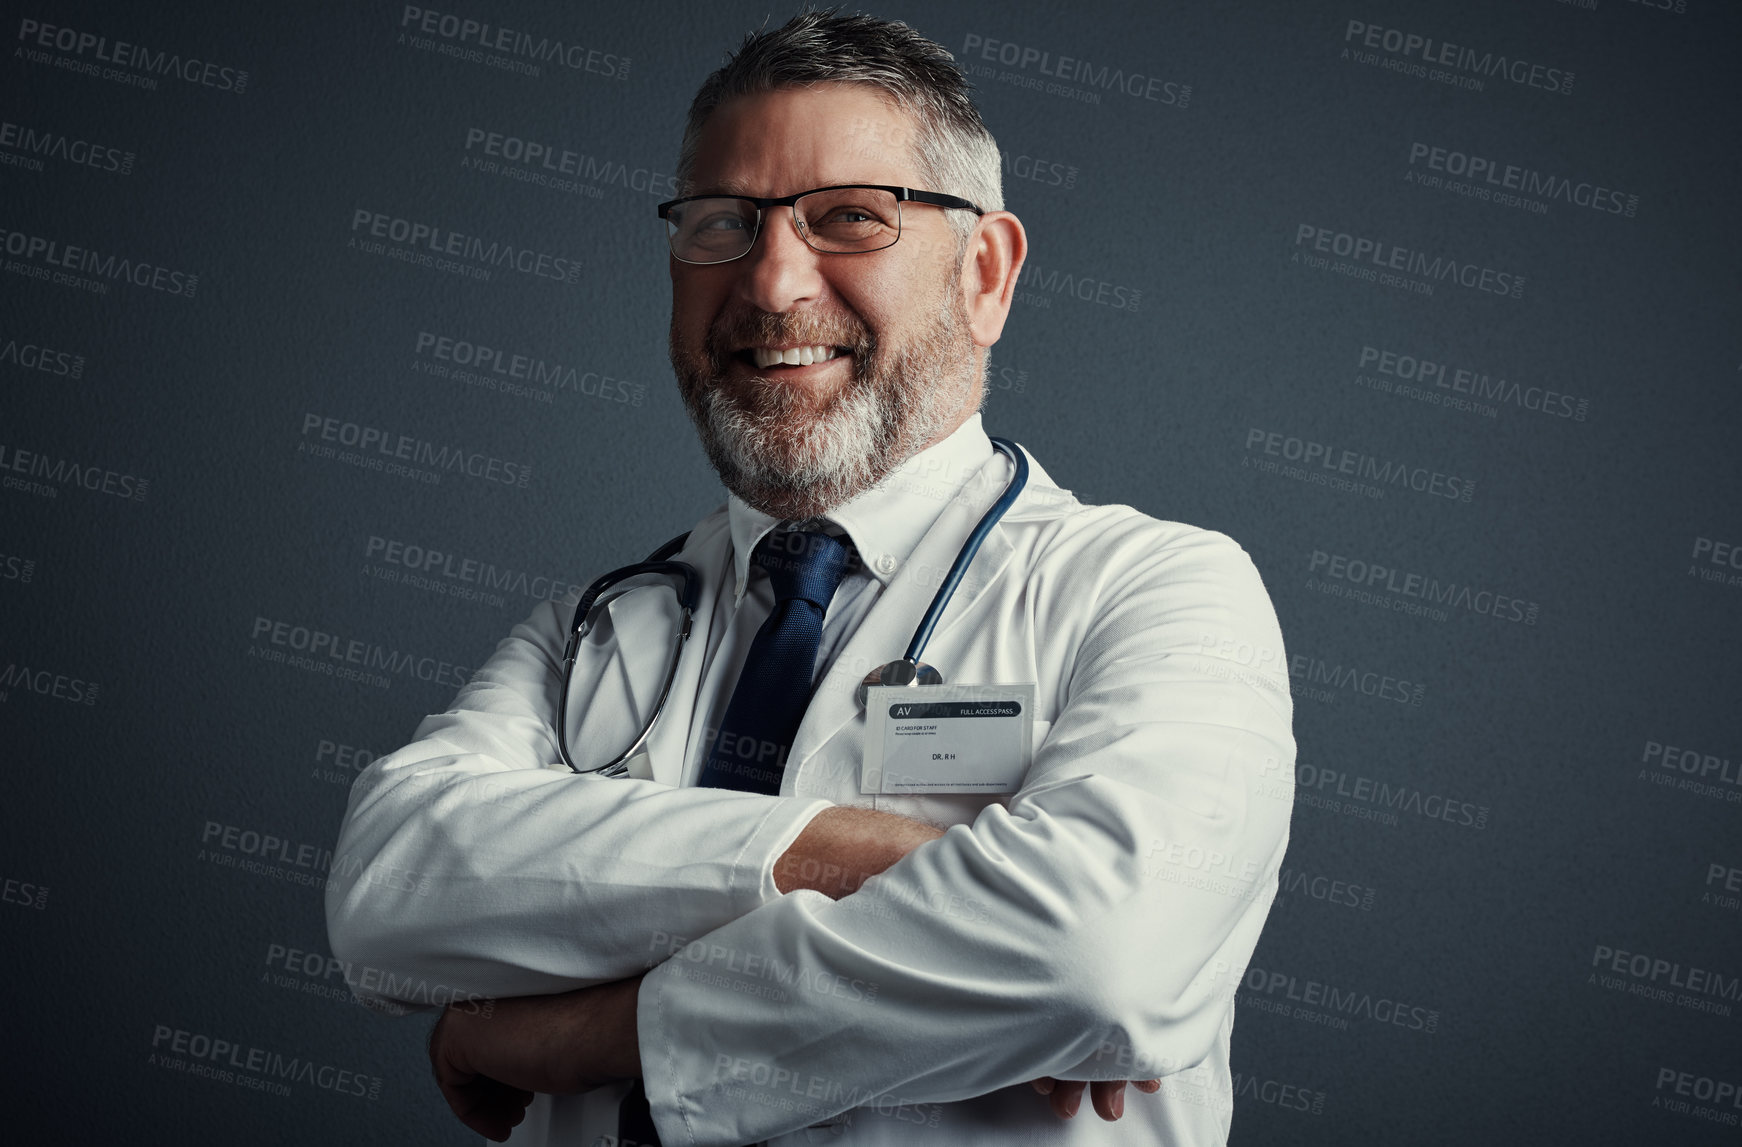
{"left": 558, "top": 437, "right": 1030, "bottom": 776}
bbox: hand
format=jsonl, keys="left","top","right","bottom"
{"left": 428, "top": 975, "right": 644, "bottom": 1142}
{"left": 1028, "top": 1076, "right": 1161, "bottom": 1120}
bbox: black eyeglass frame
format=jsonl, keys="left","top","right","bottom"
{"left": 656, "top": 184, "right": 986, "bottom": 264}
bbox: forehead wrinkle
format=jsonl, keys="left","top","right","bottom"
{"left": 694, "top": 176, "right": 891, "bottom": 199}
{"left": 689, "top": 87, "right": 926, "bottom": 200}
{"left": 701, "top": 176, "right": 756, "bottom": 196}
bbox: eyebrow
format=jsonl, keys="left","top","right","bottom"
{"left": 679, "top": 178, "right": 757, "bottom": 198}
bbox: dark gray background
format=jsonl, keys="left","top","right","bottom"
{"left": 4, "top": 0, "right": 1739, "bottom": 1143}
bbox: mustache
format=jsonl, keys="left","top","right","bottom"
{"left": 704, "top": 308, "right": 876, "bottom": 369}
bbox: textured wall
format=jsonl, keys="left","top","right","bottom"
{"left": 3, "top": 1, "right": 1738, "bottom": 1142}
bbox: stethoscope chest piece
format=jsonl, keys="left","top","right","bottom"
{"left": 856, "top": 658, "right": 944, "bottom": 710}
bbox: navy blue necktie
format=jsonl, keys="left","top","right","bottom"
{"left": 694, "top": 528, "right": 853, "bottom": 794}
{"left": 618, "top": 529, "right": 850, "bottom": 1147}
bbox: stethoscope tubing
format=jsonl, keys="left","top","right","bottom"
{"left": 558, "top": 560, "right": 697, "bottom": 777}
{"left": 559, "top": 436, "right": 1028, "bottom": 774}
{"left": 904, "top": 436, "right": 1027, "bottom": 665}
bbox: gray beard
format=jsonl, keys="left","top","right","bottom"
{"left": 671, "top": 282, "right": 975, "bottom": 521}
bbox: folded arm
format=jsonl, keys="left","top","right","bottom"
{"left": 425, "top": 800, "right": 1152, "bottom": 1143}
{"left": 324, "top": 598, "right": 835, "bottom": 1009}
{"left": 637, "top": 525, "right": 1296, "bottom": 1145}
{"left": 775, "top": 807, "right": 1161, "bottom": 1122}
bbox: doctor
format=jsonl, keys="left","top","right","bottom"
{"left": 326, "top": 11, "right": 1294, "bottom": 1147}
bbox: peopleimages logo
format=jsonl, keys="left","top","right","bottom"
{"left": 460, "top": 129, "right": 676, "bottom": 200}
{"left": 1406, "top": 142, "right": 1637, "bottom": 218}
{"left": 1017, "top": 260, "right": 1140, "bottom": 311}
{"left": 1284, "top": 651, "right": 1427, "bottom": 709}
{"left": 1689, "top": 536, "right": 1742, "bottom": 592}
{"left": 1276, "top": 865, "right": 1377, "bottom": 911}
{"left": 1308, "top": 548, "right": 1540, "bottom": 625}
{"left": 1230, "top": 1070, "right": 1327, "bottom": 1116}
{"left": 413, "top": 331, "right": 645, "bottom": 406}
{"left": 0, "top": 226, "right": 198, "bottom": 297}
{"left": 264, "top": 942, "right": 491, "bottom": 1017}
{"left": 1280, "top": 756, "right": 1488, "bottom": 832}
{"left": 1294, "top": 223, "right": 1524, "bottom": 299}
{"left": 1244, "top": 428, "right": 1476, "bottom": 503}
{"left": 248, "top": 615, "right": 470, "bottom": 690}
{"left": 348, "top": 208, "right": 581, "bottom": 285}
{"left": 363, "top": 534, "right": 584, "bottom": 605}
{"left": 1590, "top": 944, "right": 1739, "bottom": 1016}
{"left": 1342, "top": 19, "right": 1573, "bottom": 95}
{"left": 1355, "top": 346, "right": 1589, "bottom": 422}
{"left": 15, "top": 17, "right": 250, "bottom": 93}
{"left": 1287, "top": 759, "right": 1487, "bottom": 829}
{"left": 1000, "top": 147, "right": 1079, "bottom": 190}
{"left": 960, "top": 32, "right": 1189, "bottom": 108}
{"left": 0, "top": 658, "right": 99, "bottom": 705}
{"left": 0, "top": 440, "right": 149, "bottom": 502}
{"left": 0, "top": 119, "right": 134, "bottom": 175}
{"left": 398, "top": 6, "right": 629, "bottom": 79}
{"left": 298, "top": 413, "right": 533, "bottom": 489}
{"left": 1652, "top": 1067, "right": 1741, "bottom": 1129}
{"left": 149, "top": 1025, "right": 381, "bottom": 1100}
{"left": 1243, "top": 964, "right": 1441, "bottom": 1033}
{"left": 0, "top": 551, "right": 38, "bottom": 584}
{"left": 1289, "top": 651, "right": 1421, "bottom": 704}
{"left": 0, "top": 334, "right": 86, "bottom": 379}
{"left": 1640, "top": 739, "right": 1742, "bottom": 804}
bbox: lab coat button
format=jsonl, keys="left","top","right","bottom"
{"left": 875, "top": 553, "right": 897, "bottom": 575}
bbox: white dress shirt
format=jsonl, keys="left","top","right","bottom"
{"left": 326, "top": 411, "right": 1296, "bottom": 1146}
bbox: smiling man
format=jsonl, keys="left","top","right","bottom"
{"left": 666, "top": 80, "right": 993, "bottom": 524}
{"left": 327, "top": 11, "right": 1294, "bottom": 1147}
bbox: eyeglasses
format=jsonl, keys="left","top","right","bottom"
{"left": 657, "top": 184, "right": 984, "bottom": 265}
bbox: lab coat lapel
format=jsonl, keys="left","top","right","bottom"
{"left": 784, "top": 487, "right": 1017, "bottom": 790}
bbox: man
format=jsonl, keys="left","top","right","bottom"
{"left": 326, "top": 11, "right": 1294, "bottom": 1146}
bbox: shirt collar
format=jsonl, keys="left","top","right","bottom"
{"left": 726, "top": 411, "right": 996, "bottom": 607}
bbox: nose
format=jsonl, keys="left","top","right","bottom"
{"left": 733, "top": 206, "right": 826, "bottom": 314}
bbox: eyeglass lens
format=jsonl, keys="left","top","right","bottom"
{"left": 666, "top": 188, "right": 902, "bottom": 263}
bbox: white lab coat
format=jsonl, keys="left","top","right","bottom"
{"left": 326, "top": 413, "right": 1295, "bottom": 1146}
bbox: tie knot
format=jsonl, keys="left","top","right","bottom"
{"left": 754, "top": 529, "right": 852, "bottom": 609}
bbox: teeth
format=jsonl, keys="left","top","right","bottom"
{"left": 751, "top": 345, "right": 839, "bottom": 368}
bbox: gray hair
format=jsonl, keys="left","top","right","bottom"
{"left": 675, "top": 9, "right": 1003, "bottom": 249}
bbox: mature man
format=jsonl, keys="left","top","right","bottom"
{"left": 326, "top": 11, "right": 1294, "bottom": 1147}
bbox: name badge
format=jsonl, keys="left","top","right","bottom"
{"left": 862, "top": 682, "right": 1036, "bottom": 795}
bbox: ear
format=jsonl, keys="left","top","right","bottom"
{"left": 960, "top": 211, "right": 1027, "bottom": 349}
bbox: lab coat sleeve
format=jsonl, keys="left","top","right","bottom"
{"left": 324, "top": 597, "right": 834, "bottom": 1012}
{"left": 636, "top": 520, "right": 1295, "bottom": 1146}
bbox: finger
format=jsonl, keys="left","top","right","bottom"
{"left": 432, "top": 1057, "right": 477, "bottom": 1096}
{"left": 441, "top": 1075, "right": 534, "bottom": 1142}
{"left": 430, "top": 1016, "right": 524, "bottom": 1142}
{"left": 1134, "top": 1077, "right": 1162, "bottom": 1093}
{"left": 431, "top": 1041, "right": 479, "bottom": 1095}
{"left": 1090, "top": 1079, "right": 1128, "bottom": 1121}
{"left": 473, "top": 1085, "right": 534, "bottom": 1143}
{"left": 1049, "top": 1079, "right": 1085, "bottom": 1120}
{"left": 439, "top": 1073, "right": 499, "bottom": 1122}
{"left": 1029, "top": 1077, "right": 1055, "bottom": 1095}
{"left": 437, "top": 1076, "right": 494, "bottom": 1135}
